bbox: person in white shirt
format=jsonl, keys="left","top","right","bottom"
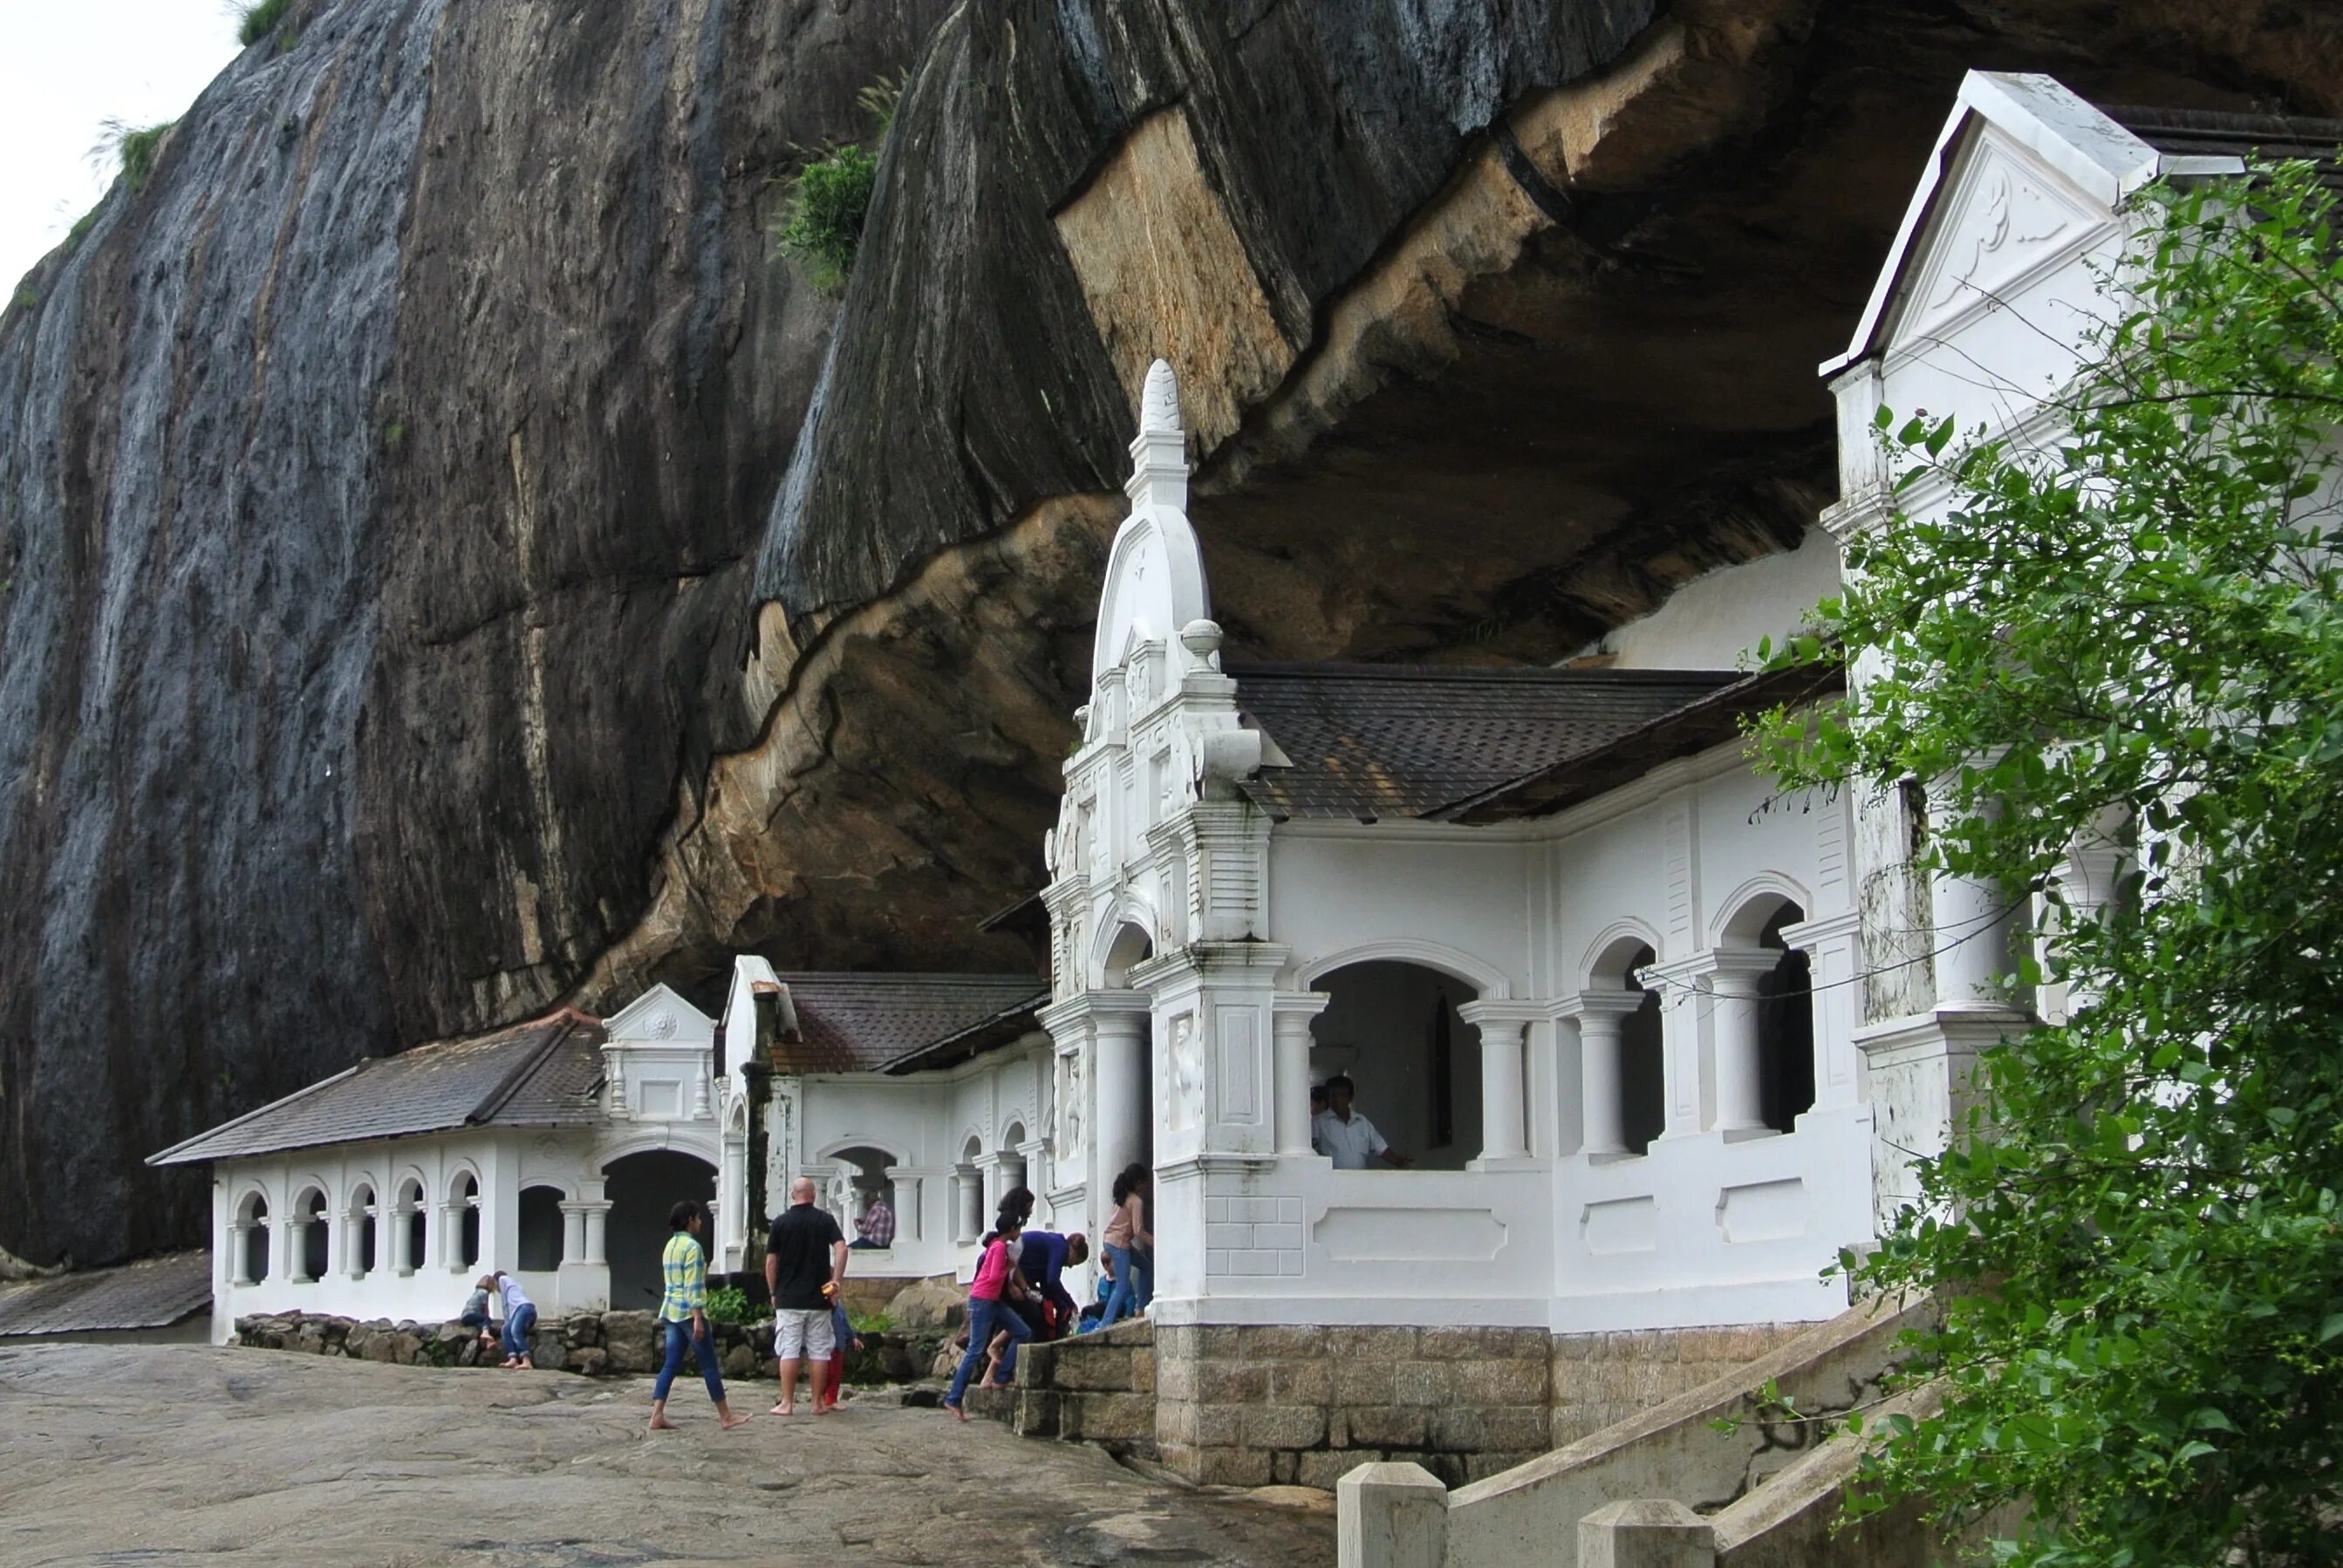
{"left": 1311, "top": 1074, "right": 1413, "bottom": 1169}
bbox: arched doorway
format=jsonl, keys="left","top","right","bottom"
{"left": 604, "top": 1150, "right": 716, "bottom": 1309}
{"left": 517, "top": 1186, "right": 567, "bottom": 1271}
{"left": 1309, "top": 961, "right": 1481, "bottom": 1170}
{"left": 1588, "top": 938, "right": 1666, "bottom": 1157}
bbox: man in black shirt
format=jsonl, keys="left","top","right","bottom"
{"left": 764, "top": 1176, "right": 847, "bottom": 1415}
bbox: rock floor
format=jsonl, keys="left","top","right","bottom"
{"left": 0, "top": 1344, "right": 1335, "bottom": 1567}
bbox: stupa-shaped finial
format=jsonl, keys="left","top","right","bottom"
{"left": 1140, "top": 358, "right": 1182, "bottom": 436}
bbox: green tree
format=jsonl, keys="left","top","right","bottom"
{"left": 773, "top": 74, "right": 905, "bottom": 292}
{"left": 1755, "top": 158, "right": 2343, "bottom": 1566}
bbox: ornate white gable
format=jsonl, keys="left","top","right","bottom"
{"left": 1889, "top": 126, "right": 2099, "bottom": 351}
{"left": 600, "top": 983, "right": 714, "bottom": 1124}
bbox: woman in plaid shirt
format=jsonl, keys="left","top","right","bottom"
{"left": 647, "top": 1202, "right": 751, "bottom": 1433}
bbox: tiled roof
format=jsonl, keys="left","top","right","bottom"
{"left": 768, "top": 974, "right": 1049, "bottom": 1076}
{"left": 149, "top": 1012, "right": 605, "bottom": 1167}
{"left": 0, "top": 1251, "right": 210, "bottom": 1337}
{"left": 2101, "top": 104, "right": 2343, "bottom": 187}
{"left": 1230, "top": 663, "right": 1806, "bottom": 822}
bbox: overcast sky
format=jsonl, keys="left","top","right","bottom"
{"left": 2, "top": 3, "right": 243, "bottom": 293}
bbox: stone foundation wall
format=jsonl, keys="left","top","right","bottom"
{"left": 1155, "top": 1324, "right": 1554, "bottom": 1489}
{"left": 233, "top": 1310, "right": 940, "bottom": 1383}
{"left": 1153, "top": 1321, "right": 1811, "bottom": 1490}
{"left": 1550, "top": 1324, "right": 1806, "bottom": 1448}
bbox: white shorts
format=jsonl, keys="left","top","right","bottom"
{"left": 771, "top": 1307, "right": 835, "bottom": 1361}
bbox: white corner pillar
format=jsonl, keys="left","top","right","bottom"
{"left": 1086, "top": 992, "right": 1153, "bottom": 1197}
{"left": 1578, "top": 1500, "right": 1717, "bottom": 1568}
{"left": 1336, "top": 1462, "right": 1449, "bottom": 1568}
{"left": 1565, "top": 992, "right": 1647, "bottom": 1156}
{"left": 1273, "top": 992, "right": 1332, "bottom": 1155}
{"left": 1458, "top": 1002, "right": 1543, "bottom": 1163}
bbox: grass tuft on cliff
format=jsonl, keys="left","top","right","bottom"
{"left": 103, "top": 120, "right": 176, "bottom": 194}
{"left": 237, "top": 0, "right": 292, "bottom": 47}
{"left": 773, "top": 72, "right": 904, "bottom": 292}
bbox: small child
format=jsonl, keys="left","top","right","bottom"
{"left": 459, "top": 1283, "right": 495, "bottom": 1354}
{"left": 818, "top": 1302, "right": 864, "bottom": 1412}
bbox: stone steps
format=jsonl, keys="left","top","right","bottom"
{"left": 967, "top": 1319, "right": 1158, "bottom": 1458}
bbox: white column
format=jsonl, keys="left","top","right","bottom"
{"left": 1929, "top": 782, "right": 2015, "bottom": 1009}
{"left": 1272, "top": 992, "right": 1330, "bottom": 1155}
{"left": 1705, "top": 951, "right": 1779, "bottom": 1135}
{"left": 2052, "top": 835, "right": 2127, "bottom": 1018}
{"left": 1091, "top": 998, "right": 1151, "bottom": 1191}
{"left": 559, "top": 1202, "right": 589, "bottom": 1264}
{"left": 1458, "top": 1002, "right": 1541, "bottom": 1162}
{"left": 885, "top": 1171, "right": 923, "bottom": 1243}
{"left": 582, "top": 1203, "right": 611, "bottom": 1266}
{"left": 229, "top": 1223, "right": 256, "bottom": 1286}
{"left": 1568, "top": 994, "right": 1645, "bottom": 1156}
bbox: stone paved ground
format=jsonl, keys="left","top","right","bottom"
{"left": 0, "top": 1345, "right": 1336, "bottom": 1567}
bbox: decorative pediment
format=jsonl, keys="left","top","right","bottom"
{"left": 602, "top": 983, "right": 714, "bottom": 1048}
{"left": 1889, "top": 129, "right": 2100, "bottom": 350}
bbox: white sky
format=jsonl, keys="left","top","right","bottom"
{"left": 2, "top": 2, "right": 244, "bottom": 293}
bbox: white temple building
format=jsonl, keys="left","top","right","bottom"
{"left": 154, "top": 71, "right": 2301, "bottom": 1480}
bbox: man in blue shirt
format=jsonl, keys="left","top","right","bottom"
{"left": 1014, "top": 1230, "right": 1090, "bottom": 1339}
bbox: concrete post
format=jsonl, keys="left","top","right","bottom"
{"left": 1578, "top": 1500, "right": 1716, "bottom": 1568}
{"left": 1091, "top": 999, "right": 1151, "bottom": 1197}
{"left": 1336, "top": 1462, "right": 1448, "bottom": 1568}
{"left": 1476, "top": 1016, "right": 1529, "bottom": 1162}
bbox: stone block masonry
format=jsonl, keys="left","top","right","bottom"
{"left": 1152, "top": 1321, "right": 1809, "bottom": 1489}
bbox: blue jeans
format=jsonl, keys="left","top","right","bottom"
{"left": 946, "top": 1298, "right": 1031, "bottom": 1406}
{"left": 1097, "top": 1245, "right": 1152, "bottom": 1327}
{"left": 500, "top": 1303, "right": 536, "bottom": 1360}
{"left": 652, "top": 1316, "right": 725, "bottom": 1404}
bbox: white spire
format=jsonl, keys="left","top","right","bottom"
{"left": 1140, "top": 358, "right": 1182, "bottom": 436}
{"left": 1126, "top": 356, "right": 1189, "bottom": 514}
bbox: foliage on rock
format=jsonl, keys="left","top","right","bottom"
{"left": 1756, "top": 160, "right": 2343, "bottom": 1566}
{"left": 772, "top": 74, "right": 903, "bottom": 292}
{"left": 238, "top": 0, "right": 292, "bottom": 49}
{"left": 105, "top": 119, "right": 175, "bottom": 194}
{"left": 703, "top": 1285, "right": 751, "bottom": 1326}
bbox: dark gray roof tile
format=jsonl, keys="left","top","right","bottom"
{"left": 768, "top": 974, "right": 1049, "bottom": 1075}
{"left": 0, "top": 1251, "right": 211, "bottom": 1337}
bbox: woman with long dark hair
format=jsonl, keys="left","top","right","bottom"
{"left": 1095, "top": 1162, "right": 1154, "bottom": 1328}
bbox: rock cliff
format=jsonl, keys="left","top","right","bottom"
{"left": 2, "top": 0, "right": 2335, "bottom": 1265}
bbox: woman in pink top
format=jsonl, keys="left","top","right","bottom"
{"left": 945, "top": 1215, "right": 1032, "bottom": 1418}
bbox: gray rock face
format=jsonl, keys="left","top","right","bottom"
{"left": 4, "top": 0, "right": 2340, "bottom": 1273}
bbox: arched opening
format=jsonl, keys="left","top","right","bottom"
{"left": 603, "top": 1149, "right": 716, "bottom": 1309}
{"left": 296, "top": 1188, "right": 329, "bottom": 1282}
{"left": 1309, "top": 960, "right": 1481, "bottom": 1170}
{"left": 348, "top": 1184, "right": 378, "bottom": 1278}
{"left": 454, "top": 1172, "right": 482, "bottom": 1271}
{"left": 824, "top": 1145, "right": 899, "bottom": 1247}
{"left": 234, "top": 1190, "right": 270, "bottom": 1285}
{"left": 1587, "top": 940, "right": 1666, "bottom": 1157}
{"left": 1101, "top": 923, "right": 1153, "bottom": 989}
{"left": 956, "top": 1135, "right": 985, "bottom": 1243}
{"left": 997, "top": 1122, "right": 1028, "bottom": 1203}
{"left": 517, "top": 1185, "right": 567, "bottom": 1272}
{"left": 1756, "top": 903, "right": 1814, "bottom": 1135}
{"left": 397, "top": 1178, "right": 427, "bottom": 1276}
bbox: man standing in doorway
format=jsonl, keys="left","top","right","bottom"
{"left": 766, "top": 1176, "right": 848, "bottom": 1415}
{"left": 1312, "top": 1074, "right": 1414, "bottom": 1169}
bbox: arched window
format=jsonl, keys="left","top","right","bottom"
{"left": 956, "top": 1135, "right": 985, "bottom": 1244}
{"left": 396, "top": 1177, "right": 427, "bottom": 1277}
{"left": 1101, "top": 923, "right": 1153, "bottom": 989}
{"left": 517, "top": 1186, "right": 566, "bottom": 1272}
{"left": 1756, "top": 904, "right": 1815, "bottom": 1135}
{"left": 347, "top": 1184, "right": 379, "bottom": 1278}
{"left": 1308, "top": 961, "right": 1479, "bottom": 1170}
{"left": 997, "top": 1121, "right": 1029, "bottom": 1205}
{"left": 233, "top": 1190, "right": 270, "bottom": 1285}
{"left": 295, "top": 1188, "right": 330, "bottom": 1282}
{"left": 456, "top": 1172, "right": 482, "bottom": 1270}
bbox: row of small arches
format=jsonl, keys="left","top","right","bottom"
{"left": 229, "top": 1176, "right": 570, "bottom": 1285}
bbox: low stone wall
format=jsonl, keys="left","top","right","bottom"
{"left": 233, "top": 1310, "right": 942, "bottom": 1384}
{"left": 1154, "top": 1321, "right": 1812, "bottom": 1490}
{"left": 1550, "top": 1324, "right": 1805, "bottom": 1449}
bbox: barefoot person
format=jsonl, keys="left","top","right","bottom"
{"left": 647, "top": 1202, "right": 750, "bottom": 1434}
{"left": 765, "top": 1176, "right": 847, "bottom": 1416}
{"left": 943, "top": 1214, "right": 1032, "bottom": 1421}
{"left": 479, "top": 1271, "right": 537, "bottom": 1369}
